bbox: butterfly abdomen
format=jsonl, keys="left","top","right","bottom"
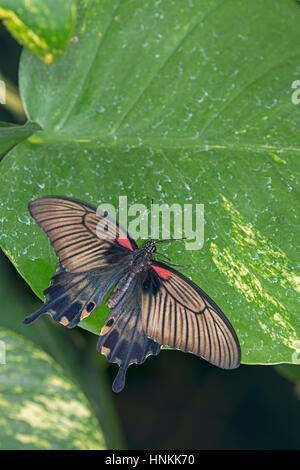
{"left": 106, "top": 271, "right": 136, "bottom": 309}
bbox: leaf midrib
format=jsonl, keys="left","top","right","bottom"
{"left": 26, "top": 133, "right": 300, "bottom": 155}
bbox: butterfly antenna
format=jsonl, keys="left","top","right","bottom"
{"left": 152, "top": 237, "right": 187, "bottom": 244}
{"left": 156, "top": 259, "right": 191, "bottom": 270}
{"left": 155, "top": 252, "right": 171, "bottom": 261}
{"left": 154, "top": 253, "right": 191, "bottom": 271}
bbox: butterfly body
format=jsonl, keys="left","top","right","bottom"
{"left": 106, "top": 241, "right": 156, "bottom": 308}
{"left": 24, "top": 196, "right": 241, "bottom": 392}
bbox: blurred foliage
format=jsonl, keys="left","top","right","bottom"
{"left": 0, "top": 22, "right": 25, "bottom": 123}
{"left": 115, "top": 353, "right": 300, "bottom": 449}
{"left": 0, "top": 327, "right": 105, "bottom": 449}
{"left": 0, "top": 0, "right": 76, "bottom": 63}
{"left": 0, "top": 71, "right": 25, "bottom": 120}
{"left": 276, "top": 364, "right": 300, "bottom": 388}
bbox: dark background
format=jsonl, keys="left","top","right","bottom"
{"left": 1, "top": 23, "right": 299, "bottom": 450}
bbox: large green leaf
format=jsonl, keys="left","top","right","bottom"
{"left": 0, "top": 0, "right": 299, "bottom": 365}
{"left": 0, "top": 0, "right": 76, "bottom": 63}
{"left": 0, "top": 327, "right": 105, "bottom": 449}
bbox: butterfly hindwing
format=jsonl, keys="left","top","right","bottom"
{"left": 24, "top": 262, "right": 126, "bottom": 328}
{"left": 141, "top": 261, "right": 241, "bottom": 370}
{"left": 97, "top": 277, "right": 161, "bottom": 392}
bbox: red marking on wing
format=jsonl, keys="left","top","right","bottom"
{"left": 117, "top": 237, "right": 133, "bottom": 251}
{"left": 151, "top": 265, "right": 171, "bottom": 280}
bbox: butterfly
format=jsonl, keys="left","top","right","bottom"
{"left": 24, "top": 196, "right": 241, "bottom": 392}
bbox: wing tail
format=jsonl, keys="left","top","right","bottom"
{"left": 97, "top": 281, "right": 161, "bottom": 392}
{"left": 23, "top": 307, "right": 47, "bottom": 325}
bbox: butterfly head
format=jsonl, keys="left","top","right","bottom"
{"left": 144, "top": 241, "right": 157, "bottom": 255}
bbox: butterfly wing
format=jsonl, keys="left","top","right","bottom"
{"left": 28, "top": 196, "right": 138, "bottom": 273}
{"left": 24, "top": 262, "right": 125, "bottom": 327}
{"left": 97, "top": 277, "right": 161, "bottom": 393}
{"left": 141, "top": 261, "right": 241, "bottom": 369}
{"left": 24, "top": 196, "right": 137, "bottom": 326}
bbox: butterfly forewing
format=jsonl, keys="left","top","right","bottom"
{"left": 141, "top": 262, "right": 241, "bottom": 370}
{"left": 28, "top": 196, "right": 137, "bottom": 273}
{"left": 24, "top": 196, "right": 137, "bottom": 327}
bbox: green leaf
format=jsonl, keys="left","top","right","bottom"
{"left": 0, "top": 120, "right": 40, "bottom": 157}
{"left": 0, "top": 0, "right": 76, "bottom": 63}
{"left": 0, "top": 327, "right": 105, "bottom": 449}
{"left": 0, "top": 0, "right": 299, "bottom": 365}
